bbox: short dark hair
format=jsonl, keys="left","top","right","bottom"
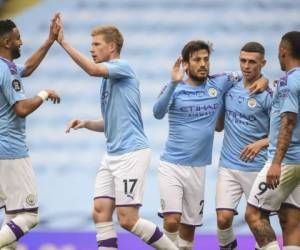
{"left": 181, "top": 40, "right": 212, "bottom": 62}
{"left": 241, "top": 42, "right": 265, "bottom": 56}
{"left": 281, "top": 31, "right": 300, "bottom": 60}
{"left": 0, "top": 19, "right": 16, "bottom": 36}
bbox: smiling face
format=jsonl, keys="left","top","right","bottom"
{"left": 184, "top": 49, "right": 210, "bottom": 83}
{"left": 90, "top": 34, "right": 114, "bottom": 63}
{"left": 239, "top": 50, "right": 265, "bottom": 83}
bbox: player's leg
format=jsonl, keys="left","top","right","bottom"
{"left": 216, "top": 167, "right": 243, "bottom": 250}
{"left": 245, "top": 163, "right": 293, "bottom": 249}
{"left": 278, "top": 205, "right": 300, "bottom": 249}
{"left": 93, "top": 155, "right": 117, "bottom": 250}
{"left": 159, "top": 161, "right": 184, "bottom": 246}
{"left": 0, "top": 213, "right": 17, "bottom": 250}
{"left": 93, "top": 198, "right": 116, "bottom": 250}
{"left": 247, "top": 163, "right": 300, "bottom": 249}
{"left": 178, "top": 165, "right": 206, "bottom": 250}
{"left": 163, "top": 213, "right": 181, "bottom": 245}
{"left": 0, "top": 158, "right": 39, "bottom": 248}
{"left": 177, "top": 224, "right": 195, "bottom": 250}
{"left": 278, "top": 168, "right": 300, "bottom": 250}
{"left": 117, "top": 206, "right": 177, "bottom": 249}
{"left": 216, "top": 210, "right": 235, "bottom": 250}
{"left": 241, "top": 169, "right": 262, "bottom": 250}
{"left": 245, "top": 205, "right": 278, "bottom": 250}
{"left": 0, "top": 212, "right": 39, "bottom": 248}
{"left": 114, "top": 149, "right": 178, "bottom": 249}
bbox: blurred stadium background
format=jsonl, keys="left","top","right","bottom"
{"left": 1, "top": 0, "right": 300, "bottom": 249}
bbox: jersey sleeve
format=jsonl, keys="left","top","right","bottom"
{"left": 213, "top": 71, "right": 242, "bottom": 92}
{"left": 280, "top": 77, "right": 299, "bottom": 114}
{"left": 0, "top": 68, "right": 26, "bottom": 105}
{"left": 153, "top": 82, "right": 177, "bottom": 119}
{"left": 102, "top": 60, "right": 134, "bottom": 79}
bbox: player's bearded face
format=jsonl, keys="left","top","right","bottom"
{"left": 90, "top": 34, "right": 112, "bottom": 63}
{"left": 186, "top": 50, "right": 209, "bottom": 82}
{"left": 10, "top": 28, "right": 22, "bottom": 59}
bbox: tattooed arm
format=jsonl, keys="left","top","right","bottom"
{"left": 266, "top": 112, "right": 297, "bottom": 189}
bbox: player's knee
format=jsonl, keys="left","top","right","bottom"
{"left": 164, "top": 214, "right": 181, "bottom": 232}
{"left": 118, "top": 215, "right": 136, "bottom": 231}
{"left": 217, "top": 213, "right": 232, "bottom": 229}
{"left": 92, "top": 204, "right": 111, "bottom": 223}
{"left": 22, "top": 212, "right": 39, "bottom": 230}
{"left": 14, "top": 212, "right": 39, "bottom": 233}
{"left": 92, "top": 208, "right": 102, "bottom": 223}
{"left": 117, "top": 209, "right": 138, "bottom": 231}
{"left": 245, "top": 205, "right": 259, "bottom": 227}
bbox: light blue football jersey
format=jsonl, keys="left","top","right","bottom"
{"left": 153, "top": 72, "right": 240, "bottom": 166}
{"left": 0, "top": 57, "right": 28, "bottom": 159}
{"left": 100, "top": 59, "right": 149, "bottom": 155}
{"left": 268, "top": 67, "right": 300, "bottom": 164}
{"left": 220, "top": 79, "right": 272, "bottom": 172}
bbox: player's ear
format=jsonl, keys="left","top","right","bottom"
{"left": 109, "top": 42, "right": 117, "bottom": 54}
{"left": 0, "top": 35, "right": 10, "bottom": 49}
{"left": 182, "top": 61, "right": 188, "bottom": 71}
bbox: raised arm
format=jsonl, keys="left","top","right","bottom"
{"left": 65, "top": 119, "right": 104, "bottom": 133}
{"left": 56, "top": 15, "right": 108, "bottom": 77}
{"left": 22, "top": 13, "right": 60, "bottom": 77}
{"left": 153, "top": 57, "right": 183, "bottom": 119}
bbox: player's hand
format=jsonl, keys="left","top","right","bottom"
{"left": 49, "top": 13, "right": 60, "bottom": 42}
{"left": 240, "top": 141, "right": 263, "bottom": 162}
{"left": 266, "top": 163, "right": 281, "bottom": 189}
{"left": 171, "top": 57, "right": 184, "bottom": 83}
{"left": 249, "top": 76, "right": 269, "bottom": 95}
{"left": 45, "top": 90, "right": 60, "bottom": 104}
{"left": 55, "top": 14, "right": 64, "bottom": 44}
{"left": 65, "top": 119, "right": 86, "bottom": 133}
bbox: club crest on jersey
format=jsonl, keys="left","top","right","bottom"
{"left": 12, "top": 79, "right": 22, "bottom": 92}
{"left": 26, "top": 194, "right": 37, "bottom": 207}
{"left": 208, "top": 87, "right": 217, "bottom": 97}
{"left": 248, "top": 98, "right": 257, "bottom": 108}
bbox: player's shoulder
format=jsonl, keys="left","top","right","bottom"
{"left": 0, "top": 59, "right": 9, "bottom": 71}
{"left": 287, "top": 67, "right": 300, "bottom": 77}
{"left": 287, "top": 68, "right": 300, "bottom": 87}
{"left": 0, "top": 61, "right": 12, "bottom": 78}
{"left": 173, "top": 81, "right": 189, "bottom": 93}
{"left": 106, "top": 59, "right": 130, "bottom": 67}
